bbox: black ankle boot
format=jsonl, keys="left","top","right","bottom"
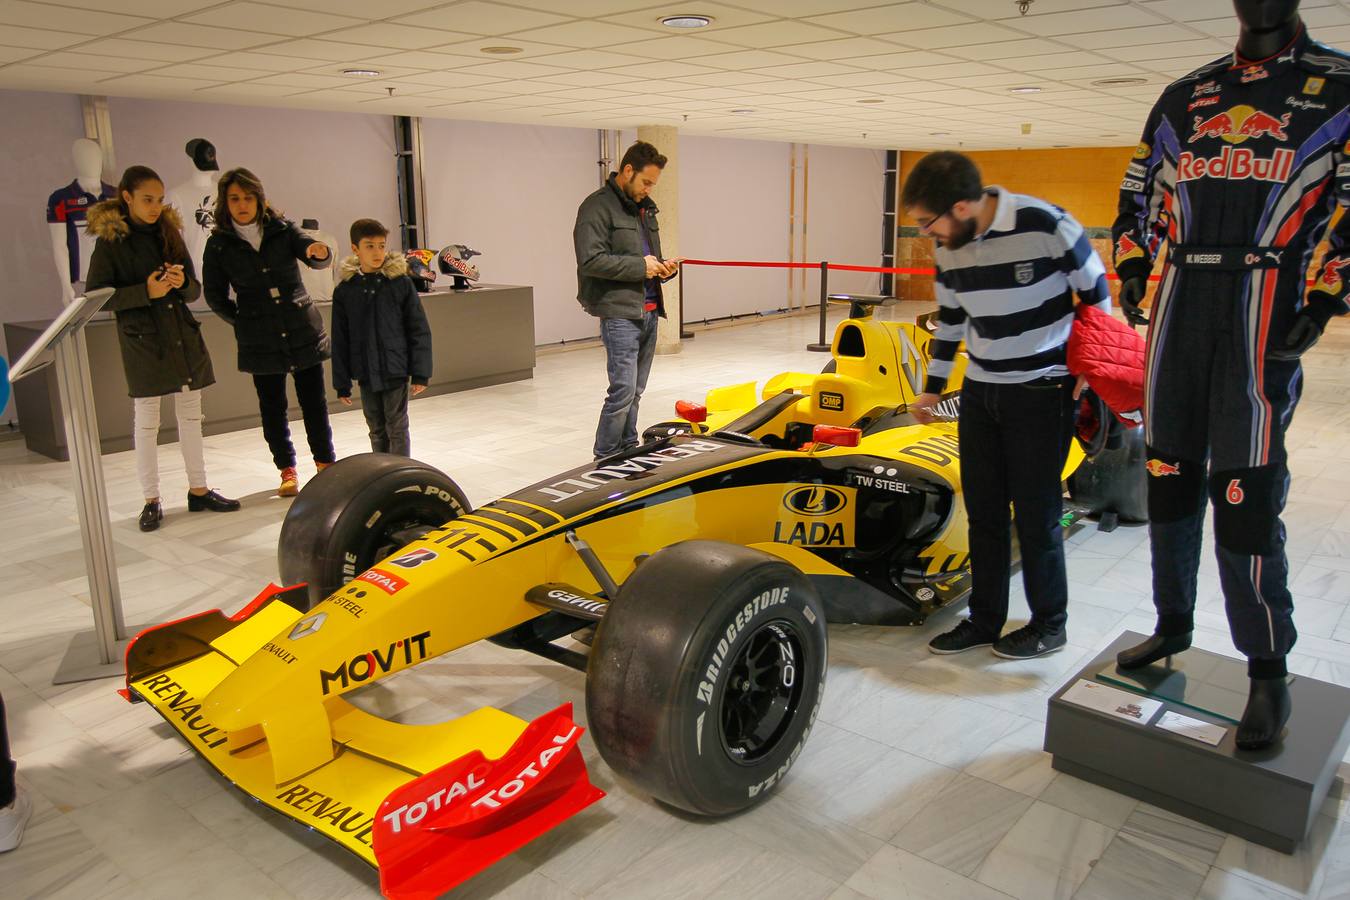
{"left": 1116, "top": 613, "right": 1193, "bottom": 669}
{"left": 138, "top": 500, "right": 163, "bottom": 532}
{"left": 1236, "top": 660, "right": 1291, "bottom": 751}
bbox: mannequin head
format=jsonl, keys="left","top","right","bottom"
{"left": 72, "top": 138, "right": 102, "bottom": 181}
{"left": 185, "top": 138, "right": 218, "bottom": 173}
{"left": 1233, "top": 0, "right": 1300, "bottom": 33}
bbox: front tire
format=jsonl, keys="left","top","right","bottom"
{"left": 585, "top": 540, "right": 827, "bottom": 817}
{"left": 278, "top": 453, "right": 470, "bottom": 609}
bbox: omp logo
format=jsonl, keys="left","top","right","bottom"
{"left": 782, "top": 485, "right": 847, "bottom": 517}
{"left": 388, "top": 548, "right": 437, "bottom": 569}
{"left": 320, "top": 631, "right": 432, "bottom": 694}
{"left": 289, "top": 612, "right": 326, "bottom": 640}
{"left": 818, "top": 391, "right": 844, "bottom": 411}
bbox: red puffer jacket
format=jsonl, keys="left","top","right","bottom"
{"left": 1067, "top": 303, "right": 1145, "bottom": 427}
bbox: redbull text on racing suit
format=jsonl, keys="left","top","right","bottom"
{"left": 1112, "top": 27, "right": 1350, "bottom": 664}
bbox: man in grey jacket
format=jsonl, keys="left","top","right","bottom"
{"left": 573, "top": 141, "right": 678, "bottom": 460}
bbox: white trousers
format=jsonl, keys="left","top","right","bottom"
{"left": 134, "top": 388, "right": 207, "bottom": 500}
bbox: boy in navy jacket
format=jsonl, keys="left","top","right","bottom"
{"left": 331, "top": 219, "right": 432, "bottom": 456}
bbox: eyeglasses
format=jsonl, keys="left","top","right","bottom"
{"left": 916, "top": 205, "right": 953, "bottom": 233}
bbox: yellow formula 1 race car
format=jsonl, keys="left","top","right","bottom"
{"left": 121, "top": 296, "right": 1133, "bottom": 899}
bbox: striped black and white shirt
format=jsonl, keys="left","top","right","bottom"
{"left": 925, "top": 186, "right": 1112, "bottom": 394}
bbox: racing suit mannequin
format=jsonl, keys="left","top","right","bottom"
{"left": 1112, "top": 0, "right": 1350, "bottom": 750}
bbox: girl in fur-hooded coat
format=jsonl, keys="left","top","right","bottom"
{"left": 85, "top": 165, "right": 237, "bottom": 531}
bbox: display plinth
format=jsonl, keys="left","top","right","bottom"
{"left": 1045, "top": 631, "right": 1350, "bottom": 853}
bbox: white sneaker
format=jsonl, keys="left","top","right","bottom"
{"left": 0, "top": 787, "right": 32, "bottom": 852}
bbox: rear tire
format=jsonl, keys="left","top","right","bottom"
{"left": 585, "top": 540, "right": 827, "bottom": 816}
{"left": 278, "top": 453, "right": 470, "bottom": 609}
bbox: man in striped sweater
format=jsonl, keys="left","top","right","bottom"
{"left": 903, "top": 151, "right": 1112, "bottom": 659}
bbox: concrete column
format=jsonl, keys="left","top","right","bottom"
{"left": 638, "top": 124, "right": 681, "bottom": 355}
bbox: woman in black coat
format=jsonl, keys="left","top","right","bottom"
{"left": 202, "top": 167, "right": 335, "bottom": 496}
{"left": 85, "top": 165, "right": 240, "bottom": 531}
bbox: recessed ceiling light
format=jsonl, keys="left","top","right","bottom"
{"left": 342, "top": 68, "right": 382, "bottom": 77}
{"left": 1092, "top": 76, "right": 1147, "bottom": 86}
{"left": 857, "top": 98, "right": 884, "bottom": 104}
{"left": 661, "top": 14, "right": 712, "bottom": 28}
{"left": 1008, "top": 86, "right": 1042, "bottom": 94}
{"left": 730, "top": 108, "right": 755, "bottom": 115}
{"left": 481, "top": 46, "right": 523, "bottom": 55}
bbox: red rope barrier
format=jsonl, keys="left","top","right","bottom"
{"left": 680, "top": 258, "right": 1161, "bottom": 281}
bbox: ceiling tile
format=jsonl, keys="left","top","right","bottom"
{"left": 704, "top": 20, "right": 850, "bottom": 48}
{"left": 514, "top": 20, "right": 660, "bottom": 48}
{"left": 78, "top": 37, "right": 216, "bottom": 62}
{"left": 505, "top": 0, "right": 664, "bottom": 16}
{"left": 1058, "top": 23, "right": 1199, "bottom": 49}
{"left": 394, "top": 2, "right": 572, "bottom": 35}
{"left": 1100, "top": 39, "right": 1228, "bottom": 63}
{"left": 0, "top": 44, "right": 38, "bottom": 62}
{"left": 940, "top": 71, "right": 1044, "bottom": 88}
{"left": 23, "top": 50, "right": 151, "bottom": 73}
{"left": 520, "top": 48, "right": 649, "bottom": 68}
{"left": 1184, "top": 17, "right": 1237, "bottom": 40}
{"left": 0, "top": 24, "right": 89, "bottom": 50}
{"left": 1303, "top": 7, "right": 1350, "bottom": 27}
{"left": 748, "top": 60, "right": 863, "bottom": 78}
{"left": 426, "top": 37, "right": 576, "bottom": 61}
{"left": 142, "top": 62, "right": 274, "bottom": 81}
{"left": 445, "top": 59, "right": 573, "bottom": 79}
{"left": 277, "top": 0, "right": 435, "bottom": 14}
{"left": 326, "top": 22, "right": 474, "bottom": 50}
{"left": 195, "top": 82, "right": 304, "bottom": 98}
{"left": 888, "top": 61, "right": 1007, "bottom": 79}
{"left": 46, "top": 0, "right": 221, "bottom": 14}
{"left": 683, "top": 49, "right": 806, "bottom": 69}
{"left": 1006, "top": 51, "right": 1110, "bottom": 69}
{"left": 806, "top": 3, "right": 973, "bottom": 35}
{"left": 183, "top": 2, "right": 364, "bottom": 37}
{"left": 98, "top": 72, "right": 221, "bottom": 91}
{"left": 929, "top": 37, "right": 1065, "bottom": 60}
{"left": 605, "top": 60, "right": 724, "bottom": 79}
{"left": 781, "top": 36, "right": 910, "bottom": 60}
{"left": 0, "top": 1, "right": 150, "bottom": 35}
{"left": 0, "top": 62, "right": 109, "bottom": 89}
{"left": 807, "top": 70, "right": 916, "bottom": 87}
{"left": 249, "top": 72, "right": 354, "bottom": 89}
{"left": 259, "top": 38, "right": 382, "bottom": 61}
{"left": 602, "top": 35, "right": 746, "bottom": 59}
{"left": 847, "top": 49, "right": 962, "bottom": 69}
{"left": 535, "top": 70, "right": 632, "bottom": 87}
{"left": 883, "top": 22, "right": 1030, "bottom": 49}
{"left": 134, "top": 22, "right": 274, "bottom": 50}
{"left": 1041, "top": 63, "right": 1152, "bottom": 80}
{"left": 1006, "top": 5, "right": 1168, "bottom": 35}
{"left": 676, "top": 70, "right": 781, "bottom": 86}
{"left": 1137, "top": 0, "right": 1236, "bottom": 21}
{"left": 601, "top": 3, "right": 776, "bottom": 34}
{"left": 931, "top": 0, "right": 1123, "bottom": 15}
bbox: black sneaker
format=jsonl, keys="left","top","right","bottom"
{"left": 928, "top": 619, "right": 996, "bottom": 655}
{"left": 187, "top": 489, "right": 242, "bottom": 513}
{"left": 138, "top": 500, "right": 163, "bottom": 532}
{"left": 993, "top": 625, "right": 1066, "bottom": 660}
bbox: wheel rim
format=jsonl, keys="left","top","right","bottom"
{"left": 720, "top": 621, "right": 806, "bottom": 764}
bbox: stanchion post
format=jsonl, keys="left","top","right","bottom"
{"left": 807, "top": 260, "right": 830, "bottom": 351}
{"left": 678, "top": 265, "right": 694, "bottom": 340}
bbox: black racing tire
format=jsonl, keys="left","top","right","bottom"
{"left": 278, "top": 453, "right": 470, "bottom": 609}
{"left": 585, "top": 540, "right": 827, "bottom": 817}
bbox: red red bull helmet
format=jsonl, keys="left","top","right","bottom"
{"left": 404, "top": 249, "right": 437, "bottom": 292}
{"left": 437, "top": 244, "right": 481, "bottom": 282}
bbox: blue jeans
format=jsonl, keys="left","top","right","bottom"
{"left": 594, "top": 310, "right": 658, "bottom": 458}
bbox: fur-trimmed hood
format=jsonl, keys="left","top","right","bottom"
{"left": 338, "top": 252, "right": 409, "bottom": 282}
{"left": 85, "top": 198, "right": 184, "bottom": 241}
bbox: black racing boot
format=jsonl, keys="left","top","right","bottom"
{"left": 1236, "top": 659, "right": 1291, "bottom": 751}
{"left": 1116, "top": 614, "right": 1193, "bottom": 669}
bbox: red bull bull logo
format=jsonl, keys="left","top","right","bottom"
{"left": 1315, "top": 256, "right": 1349, "bottom": 292}
{"left": 1190, "top": 105, "right": 1291, "bottom": 144}
{"left": 1146, "top": 459, "right": 1181, "bottom": 477}
{"left": 1177, "top": 146, "right": 1294, "bottom": 184}
{"left": 1115, "top": 233, "right": 1144, "bottom": 263}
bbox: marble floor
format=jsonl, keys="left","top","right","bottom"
{"left": 2, "top": 303, "right": 1350, "bottom": 900}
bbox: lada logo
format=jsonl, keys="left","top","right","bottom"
{"left": 782, "top": 485, "right": 848, "bottom": 517}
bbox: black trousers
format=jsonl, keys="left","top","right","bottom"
{"left": 1, "top": 691, "right": 13, "bottom": 808}
{"left": 958, "top": 376, "right": 1076, "bottom": 637}
{"left": 251, "top": 364, "right": 336, "bottom": 470}
{"left": 361, "top": 381, "right": 411, "bottom": 457}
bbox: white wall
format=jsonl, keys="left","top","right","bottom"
{"left": 419, "top": 118, "right": 598, "bottom": 345}
{"left": 806, "top": 144, "right": 887, "bottom": 298}
{"left": 107, "top": 96, "right": 400, "bottom": 258}
{"left": 0, "top": 89, "right": 89, "bottom": 424}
